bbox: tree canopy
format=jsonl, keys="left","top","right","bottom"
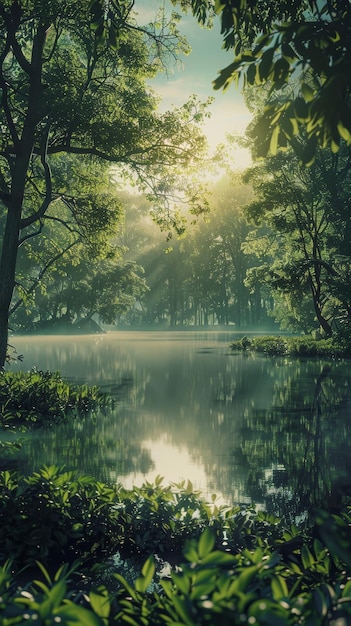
{"left": 93, "top": 1, "right": 351, "bottom": 160}
{"left": 174, "top": 0, "right": 351, "bottom": 163}
{"left": 242, "top": 144, "right": 351, "bottom": 336}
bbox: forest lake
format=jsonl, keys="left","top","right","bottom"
{"left": 10, "top": 330, "right": 351, "bottom": 521}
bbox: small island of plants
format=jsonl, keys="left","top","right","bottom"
{"left": 230, "top": 335, "right": 351, "bottom": 358}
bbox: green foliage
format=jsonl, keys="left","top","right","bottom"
{"left": 0, "top": 369, "right": 108, "bottom": 428}
{"left": 1, "top": 464, "right": 351, "bottom": 623}
{"left": 0, "top": 559, "right": 107, "bottom": 626}
{"left": 115, "top": 477, "right": 228, "bottom": 560}
{"left": 2, "top": 516, "right": 351, "bottom": 624}
{"left": 118, "top": 177, "right": 271, "bottom": 330}
{"left": 242, "top": 147, "right": 351, "bottom": 337}
{"left": 0, "top": 466, "right": 304, "bottom": 574}
{"left": 0, "top": 465, "right": 121, "bottom": 569}
{"left": 0, "top": 0, "right": 210, "bottom": 367}
{"left": 230, "top": 335, "right": 350, "bottom": 357}
{"left": 184, "top": 0, "right": 351, "bottom": 161}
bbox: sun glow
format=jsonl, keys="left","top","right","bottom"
{"left": 121, "top": 434, "right": 227, "bottom": 504}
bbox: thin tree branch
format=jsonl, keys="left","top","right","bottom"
{"left": 10, "top": 238, "right": 80, "bottom": 316}
{"left": 20, "top": 119, "right": 54, "bottom": 230}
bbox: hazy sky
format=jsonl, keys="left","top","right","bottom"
{"left": 135, "top": 1, "right": 252, "bottom": 169}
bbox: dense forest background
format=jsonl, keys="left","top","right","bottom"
{"left": 1, "top": 0, "right": 351, "bottom": 348}
{"left": 9, "top": 141, "right": 351, "bottom": 337}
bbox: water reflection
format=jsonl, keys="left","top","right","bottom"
{"left": 9, "top": 331, "right": 351, "bottom": 517}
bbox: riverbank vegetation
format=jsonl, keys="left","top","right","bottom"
{"left": 0, "top": 369, "right": 108, "bottom": 429}
{"left": 1, "top": 463, "right": 351, "bottom": 624}
{"left": 1, "top": 369, "right": 351, "bottom": 624}
{"left": 230, "top": 335, "right": 351, "bottom": 358}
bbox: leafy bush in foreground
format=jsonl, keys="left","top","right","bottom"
{"left": 0, "top": 465, "right": 121, "bottom": 570}
{"left": 1, "top": 467, "right": 351, "bottom": 624}
{"left": 1, "top": 467, "right": 292, "bottom": 572}
{"left": 1, "top": 522, "right": 351, "bottom": 625}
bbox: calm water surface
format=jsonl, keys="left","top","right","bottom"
{"left": 9, "top": 331, "right": 351, "bottom": 517}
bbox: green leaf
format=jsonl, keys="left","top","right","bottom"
{"left": 315, "top": 510, "right": 351, "bottom": 568}
{"left": 135, "top": 555, "right": 155, "bottom": 593}
{"left": 259, "top": 48, "right": 274, "bottom": 81}
{"left": 230, "top": 564, "right": 260, "bottom": 593}
{"left": 269, "top": 125, "right": 280, "bottom": 155}
{"left": 213, "top": 61, "right": 241, "bottom": 90}
{"left": 108, "top": 26, "right": 118, "bottom": 50}
{"left": 198, "top": 527, "right": 216, "bottom": 558}
{"left": 301, "top": 83, "right": 314, "bottom": 103}
{"left": 172, "top": 595, "right": 196, "bottom": 626}
{"left": 191, "top": 580, "right": 216, "bottom": 599}
{"left": 200, "top": 551, "right": 236, "bottom": 566}
{"left": 271, "top": 575, "right": 288, "bottom": 600}
{"left": 312, "top": 587, "right": 328, "bottom": 618}
{"left": 183, "top": 539, "right": 199, "bottom": 563}
{"left": 113, "top": 574, "right": 138, "bottom": 600}
{"left": 55, "top": 602, "right": 105, "bottom": 626}
{"left": 171, "top": 572, "right": 191, "bottom": 595}
{"left": 337, "top": 121, "right": 351, "bottom": 143}
{"left": 301, "top": 545, "right": 314, "bottom": 569}
{"left": 89, "top": 588, "right": 110, "bottom": 619}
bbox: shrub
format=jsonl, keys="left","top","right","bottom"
{"left": 2, "top": 522, "right": 351, "bottom": 625}
{"left": 0, "top": 369, "right": 109, "bottom": 429}
{"left": 230, "top": 335, "right": 350, "bottom": 358}
{"left": 0, "top": 467, "right": 307, "bottom": 575}
{"left": 0, "top": 465, "right": 122, "bottom": 570}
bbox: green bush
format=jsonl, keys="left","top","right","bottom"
{"left": 0, "top": 467, "right": 307, "bottom": 575}
{"left": 0, "top": 465, "right": 122, "bottom": 570}
{"left": 1, "top": 468, "right": 351, "bottom": 624}
{"left": 230, "top": 335, "right": 350, "bottom": 358}
{"left": 2, "top": 522, "right": 351, "bottom": 625}
{"left": 0, "top": 369, "right": 109, "bottom": 429}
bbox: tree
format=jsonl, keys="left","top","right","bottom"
{"left": 243, "top": 145, "right": 351, "bottom": 336}
{"left": 176, "top": 0, "right": 351, "bottom": 162}
{"left": 7, "top": 156, "right": 124, "bottom": 324}
{"left": 0, "top": 1, "right": 209, "bottom": 367}
{"left": 12, "top": 249, "right": 147, "bottom": 332}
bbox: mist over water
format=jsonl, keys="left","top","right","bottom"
{"left": 10, "top": 331, "right": 351, "bottom": 518}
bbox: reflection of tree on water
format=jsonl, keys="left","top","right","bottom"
{"left": 241, "top": 362, "right": 351, "bottom": 521}
{"left": 14, "top": 336, "right": 351, "bottom": 517}
{"left": 19, "top": 407, "right": 155, "bottom": 484}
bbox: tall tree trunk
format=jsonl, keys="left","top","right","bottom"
{"left": 0, "top": 23, "right": 46, "bottom": 367}
{"left": 0, "top": 204, "right": 21, "bottom": 367}
{"left": 0, "top": 154, "right": 33, "bottom": 367}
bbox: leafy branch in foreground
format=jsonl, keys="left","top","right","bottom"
{"left": 176, "top": 0, "right": 351, "bottom": 163}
